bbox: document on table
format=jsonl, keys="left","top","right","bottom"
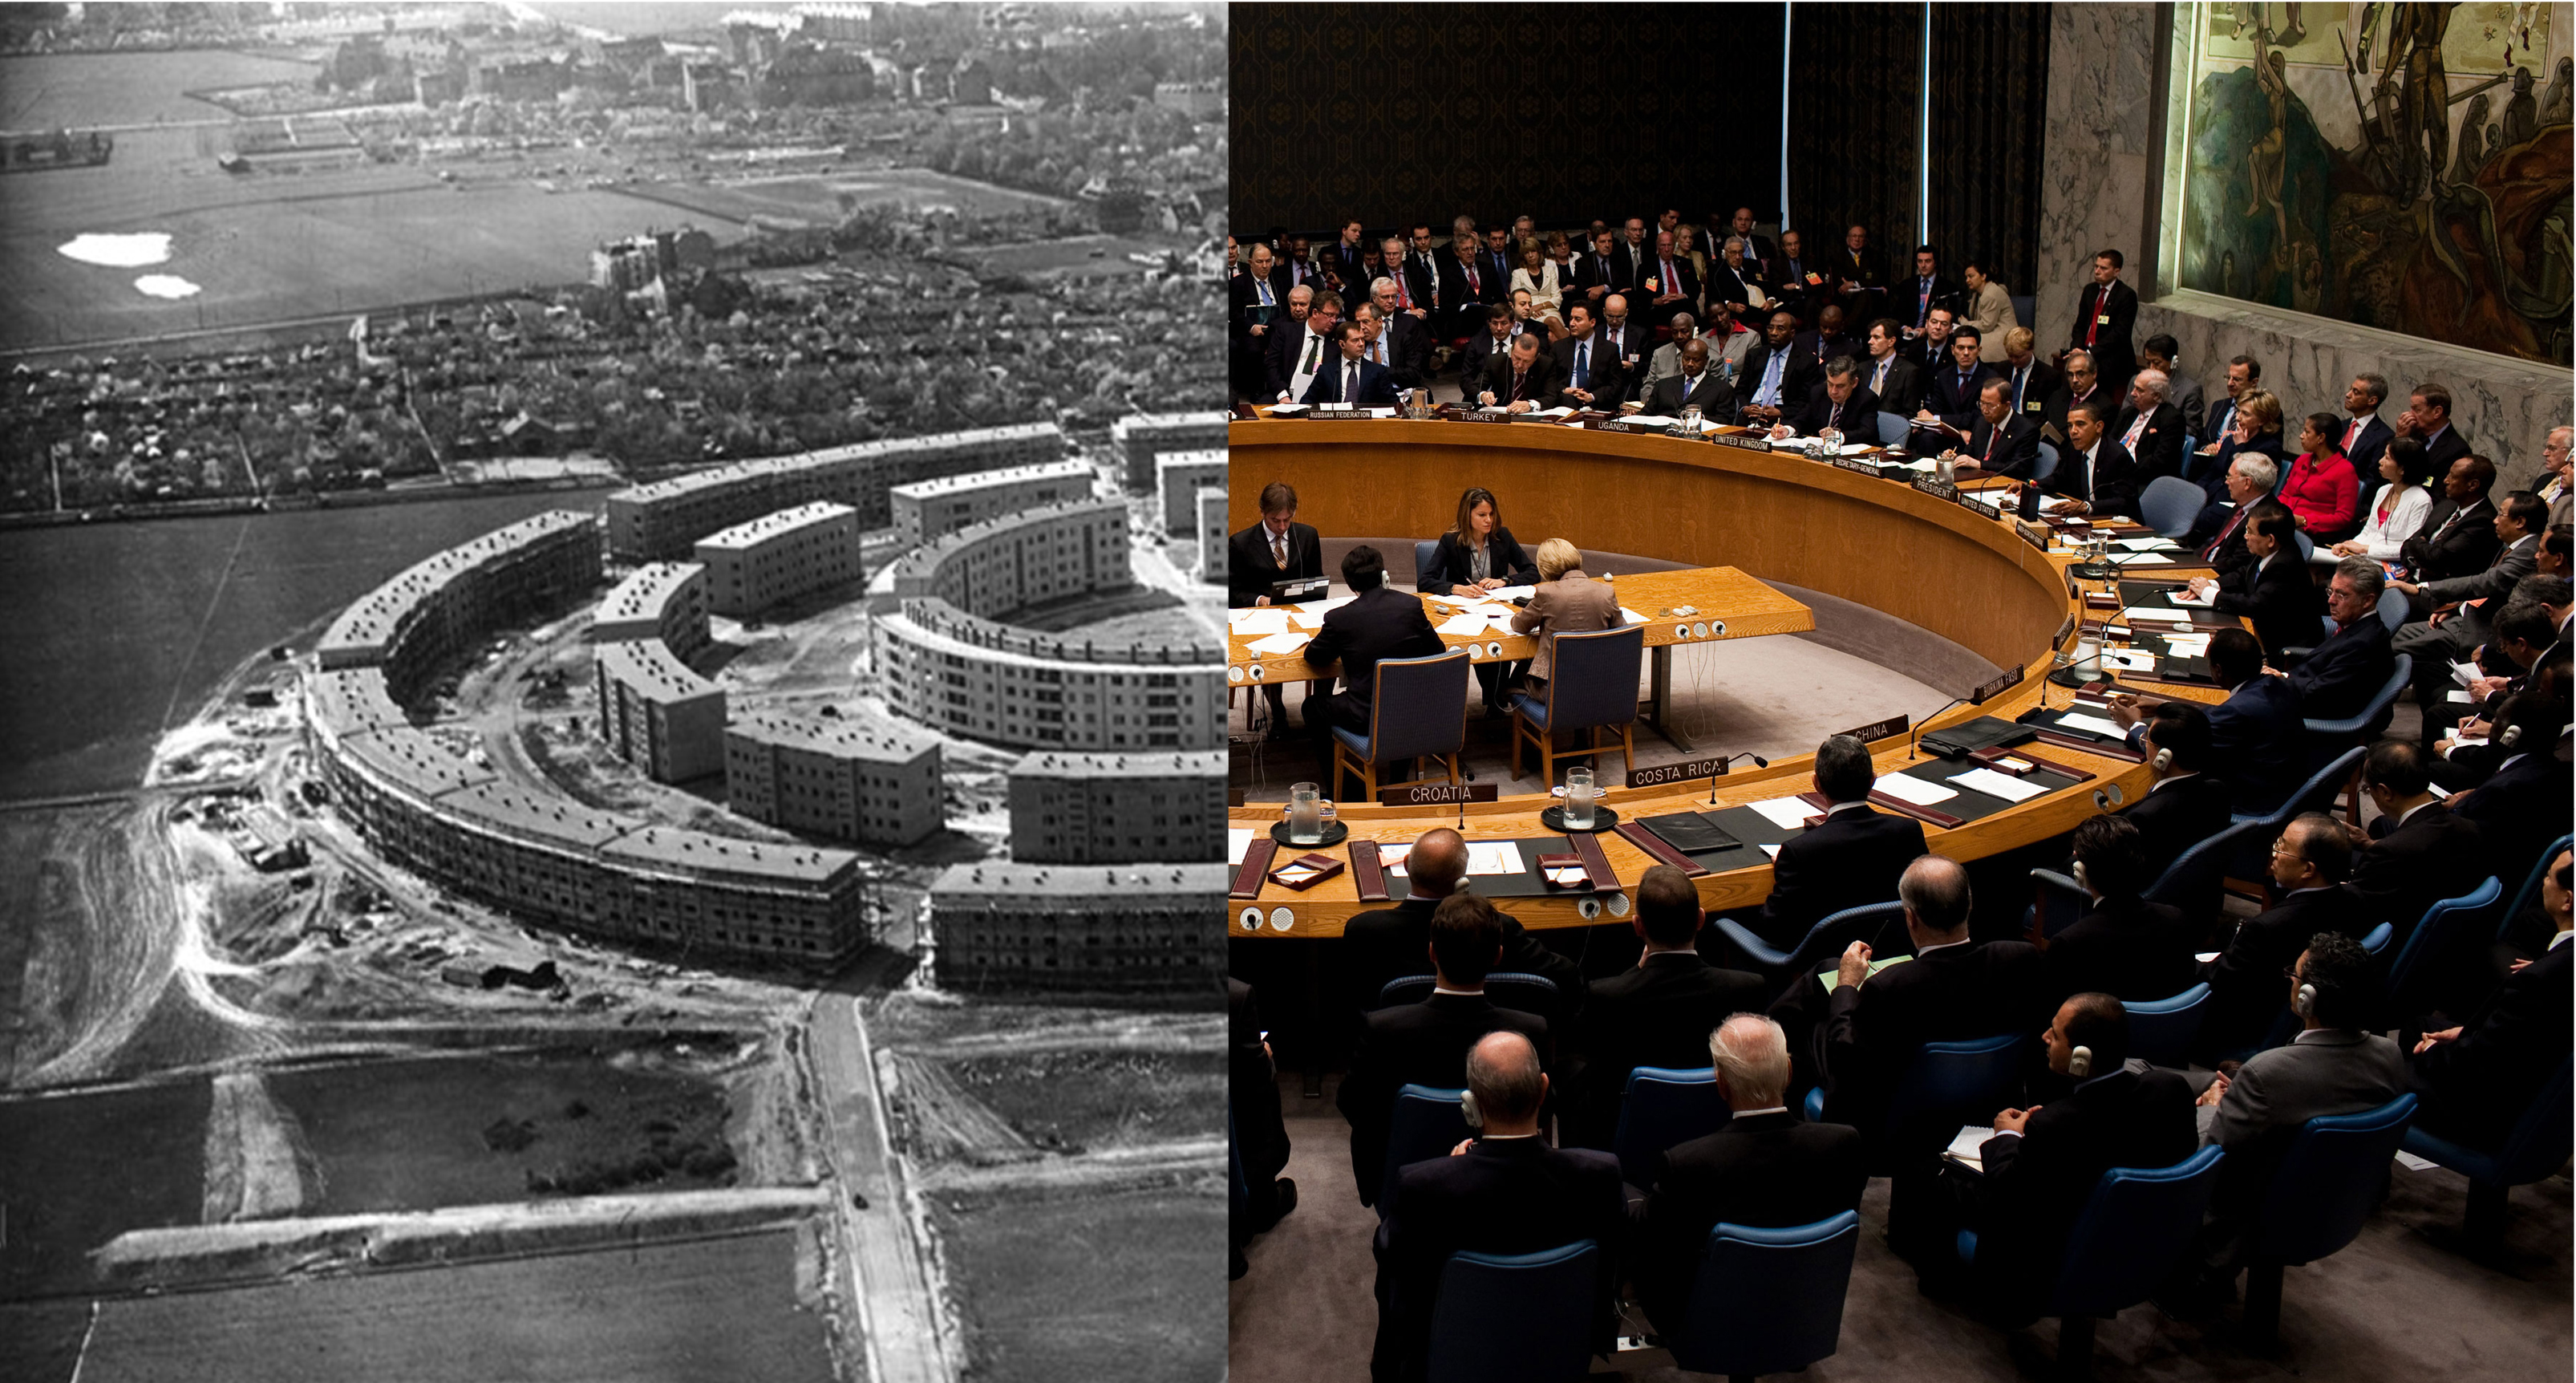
{"left": 1836, "top": 443, "right": 1876, "bottom": 456}
{"left": 2111, "top": 550, "right": 2178, "bottom": 566}
{"left": 1380, "top": 842, "right": 1412, "bottom": 876}
{"left": 2121, "top": 606, "right": 2193, "bottom": 624}
{"left": 2161, "top": 634, "right": 2212, "bottom": 657}
{"left": 1747, "top": 797, "right": 1820, "bottom": 831}
{"left": 1288, "top": 611, "right": 1325, "bottom": 630}
{"left": 1465, "top": 841, "right": 1527, "bottom": 876}
{"left": 1268, "top": 403, "right": 1310, "bottom": 415}
{"left": 1298, "top": 595, "right": 1357, "bottom": 615}
{"left": 2105, "top": 650, "right": 2158, "bottom": 672}
{"left": 1871, "top": 773, "right": 1959, "bottom": 806}
{"left": 1619, "top": 606, "right": 1648, "bottom": 627}
{"left": 1530, "top": 407, "right": 1577, "bottom": 419}
{"left": 2169, "top": 586, "right": 2218, "bottom": 607}
{"left": 1760, "top": 843, "right": 1783, "bottom": 859}
{"left": 2114, "top": 537, "right": 2181, "bottom": 551}
{"left": 1229, "top": 607, "right": 1290, "bottom": 636}
{"left": 1950, "top": 766, "right": 2045, "bottom": 801}
{"left": 1625, "top": 415, "right": 1681, "bottom": 428}
{"left": 1898, "top": 457, "right": 1939, "bottom": 473}
{"left": 1942, "top": 1123, "right": 1995, "bottom": 1173}
{"left": 1245, "top": 631, "right": 1313, "bottom": 657}
{"left": 1229, "top": 827, "right": 1254, "bottom": 865}
{"left": 1487, "top": 585, "right": 1536, "bottom": 601}
{"left": 2051, "top": 711, "right": 2128, "bottom": 740}
{"left": 1436, "top": 612, "right": 1495, "bottom": 635}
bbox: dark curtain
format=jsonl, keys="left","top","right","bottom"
{"left": 1784, "top": 2, "right": 1923, "bottom": 251}
{"left": 1232, "top": 4, "right": 1787, "bottom": 233}
{"left": 1926, "top": 4, "right": 2052, "bottom": 295}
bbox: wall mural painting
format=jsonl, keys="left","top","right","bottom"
{"left": 2181, "top": 2, "right": 2574, "bottom": 363}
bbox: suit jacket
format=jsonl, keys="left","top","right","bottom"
{"left": 1993, "top": 357, "right": 2060, "bottom": 424}
{"left": 1569, "top": 249, "right": 1622, "bottom": 311}
{"left": 1736, "top": 341, "right": 1819, "bottom": 418}
{"left": 1793, "top": 329, "right": 1865, "bottom": 371}
{"left": 1302, "top": 355, "right": 1398, "bottom": 408}
{"left": 2041, "top": 383, "right": 2115, "bottom": 446}
{"left": 2123, "top": 773, "right": 2232, "bottom": 883}
{"left": 1781, "top": 383, "right": 1881, "bottom": 440}
{"left": 1574, "top": 953, "right": 1771, "bottom": 1148}
{"left": 2409, "top": 939, "right": 2573, "bottom": 1151}
{"left": 1832, "top": 244, "right": 1885, "bottom": 298}
{"left": 1227, "top": 520, "right": 1322, "bottom": 608}
{"left": 1230, "top": 266, "right": 1290, "bottom": 340}
{"left": 1230, "top": 979, "right": 1292, "bottom": 1191}
{"left": 1509, "top": 571, "right": 1619, "bottom": 680}
{"left": 1639, "top": 252, "right": 1700, "bottom": 310}
{"left": 2044, "top": 896, "right": 2198, "bottom": 1003}
{"left": 1420, "top": 526, "right": 1537, "bottom": 598}
{"left": 1703, "top": 262, "right": 1761, "bottom": 323}
{"left": 1648, "top": 367, "right": 1736, "bottom": 420}
{"left": 1340, "top": 895, "right": 1586, "bottom": 1023}
{"left": 1478, "top": 246, "right": 1513, "bottom": 293}
{"left": 1972, "top": 1066, "right": 2196, "bottom": 1317}
{"left": 2185, "top": 502, "right": 2262, "bottom": 581}
{"left": 2400, "top": 497, "right": 2500, "bottom": 583}
{"left": 1324, "top": 240, "right": 1368, "bottom": 294}
{"left": 1638, "top": 1113, "right": 1867, "bottom": 1332}
{"left": 1549, "top": 333, "right": 1626, "bottom": 410}
{"left": 2114, "top": 401, "right": 2188, "bottom": 485}
{"left": 1592, "top": 320, "right": 1651, "bottom": 399}
{"left": 1395, "top": 251, "right": 1441, "bottom": 313}
{"left": 1958, "top": 412, "right": 2043, "bottom": 481}
{"left": 2418, "top": 424, "right": 2472, "bottom": 478}
{"left": 1857, "top": 353, "right": 1922, "bottom": 418}
{"left": 2349, "top": 801, "right": 2487, "bottom": 935}
{"left": 2422, "top": 533, "right": 2539, "bottom": 607}
{"left": 2197, "top": 432, "right": 2286, "bottom": 509}
{"left": 1456, "top": 327, "right": 1521, "bottom": 387}
{"left": 1750, "top": 804, "right": 1928, "bottom": 948}
{"left": 1479, "top": 349, "right": 1564, "bottom": 408}
{"left": 2058, "top": 438, "right": 2141, "bottom": 517}
{"left": 2285, "top": 615, "right": 2395, "bottom": 721}
{"left": 1339, "top": 993, "right": 1551, "bottom": 1205}
{"left": 2068, "top": 278, "right": 2140, "bottom": 379}
{"left": 2159, "top": 371, "right": 2206, "bottom": 437}
{"left": 1263, "top": 318, "right": 1334, "bottom": 400}
{"left": 2198, "top": 885, "right": 2371, "bottom": 1060}
{"left": 1895, "top": 273, "right": 1958, "bottom": 329}
{"left": 1821, "top": 939, "right": 2047, "bottom": 1133}
{"left": 2212, "top": 552, "right": 2319, "bottom": 662}
{"left": 1612, "top": 237, "right": 1652, "bottom": 295}
{"left": 1303, "top": 584, "right": 1442, "bottom": 712}
{"left": 1375, "top": 1138, "right": 1625, "bottom": 1383}
{"left": 2448, "top": 751, "right": 2573, "bottom": 894}
{"left": 2340, "top": 414, "right": 2393, "bottom": 478}
{"left": 1922, "top": 359, "right": 1998, "bottom": 420}
{"left": 1373, "top": 313, "right": 1434, "bottom": 391}
{"left": 1435, "top": 253, "right": 1502, "bottom": 317}
{"left": 2199, "top": 1029, "right": 2407, "bottom": 1217}
{"left": 2201, "top": 396, "right": 2245, "bottom": 455}
{"left": 2207, "top": 675, "right": 2307, "bottom": 815}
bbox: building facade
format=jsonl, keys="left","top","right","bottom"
{"left": 883, "top": 499, "right": 1130, "bottom": 618}
{"left": 875, "top": 598, "right": 1224, "bottom": 752}
{"left": 1109, "top": 412, "right": 1227, "bottom": 493}
{"left": 930, "top": 861, "right": 1226, "bottom": 994}
{"left": 592, "top": 561, "right": 711, "bottom": 663}
{"left": 318, "top": 510, "right": 601, "bottom": 703}
{"left": 888, "top": 458, "right": 1096, "bottom": 549}
{"left": 593, "top": 639, "right": 727, "bottom": 783}
{"left": 694, "top": 501, "right": 863, "bottom": 618}
{"left": 1006, "top": 749, "right": 1225, "bottom": 864}
{"left": 1154, "top": 449, "right": 1226, "bottom": 535}
{"left": 1196, "top": 486, "right": 1227, "bottom": 584}
{"left": 726, "top": 712, "right": 943, "bottom": 847}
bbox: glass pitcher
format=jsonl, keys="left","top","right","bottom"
{"left": 1562, "top": 766, "right": 1596, "bottom": 830}
{"left": 1284, "top": 781, "right": 1336, "bottom": 845}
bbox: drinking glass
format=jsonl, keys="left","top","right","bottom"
{"left": 1285, "top": 782, "right": 1335, "bottom": 844}
{"left": 1562, "top": 767, "right": 1596, "bottom": 829}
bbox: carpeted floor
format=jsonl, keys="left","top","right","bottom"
{"left": 1229, "top": 1071, "right": 2574, "bottom": 1382}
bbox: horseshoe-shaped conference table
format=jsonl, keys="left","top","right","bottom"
{"left": 1225, "top": 416, "right": 2248, "bottom": 938}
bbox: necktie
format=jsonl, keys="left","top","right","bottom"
{"left": 1574, "top": 343, "right": 1590, "bottom": 389}
{"left": 1512, "top": 367, "right": 1527, "bottom": 399}
{"left": 1873, "top": 358, "right": 1889, "bottom": 392}
{"left": 1918, "top": 278, "right": 1932, "bottom": 322}
{"left": 1465, "top": 262, "right": 1480, "bottom": 294}
{"left": 1983, "top": 419, "right": 2002, "bottom": 464}
{"left": 1343, "top": 363, "right": 1356, "bottom": 400}
{"left": 2012, "top": 366, "right": 2028, "bottom": 413}
{"left": 1958, "top": 368, "right": 1970, "bottom": 400}
{"left": 1760, "top": 352, "right": 1784, "bottom": 405}
{"left": 2203, "top": 506, "right": 2245, "bottom": 561}
{"left": 1397, "top": 272, "right": 1412, "bottom": 310}
{"left": 1272, "top": 533, "right": 1286, "bottom": 568}
{"left": 2343, "top": 416, "right": 2363, "bottom": 452}
{"left": 2085, "top": 289, "right": 2100, "bottom": 346}
{"left": 2123, "top": 412, "right": 2148, "bottom": 451}
{"left": 1828, "top": 399, "right": 1842, "bottom": 432}
{"left": 1257, "top": 278, "right": 1272, "bottom": 306}
{"left": 1301, "top": 335, "right": 1321, "bottom": 375}
{"left": 1663, "top": 257, "right": 1677, "bottom": 291}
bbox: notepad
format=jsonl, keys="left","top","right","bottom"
{"left": 1950, "top": 766, "right": 2045, "bottom": 801}
{"left": 1245, "top": 631, "right": 1313, "bottom": 656}
{"left": 1436, "top": 612, "right": 1494, "bottom": 635}
{"left": 2051, "top": 712, "right": 2128, "bottom": 740}
{"left": 1229, "top": 607, "right": 1290, "bottom": 635}
{"left": 1747, "top": 797, "right": 1821, "bottom": 831}
{"left": 2115, "top": 537, "right": 2181, "bottom": 551}
{"left": 1943, "top": 1123, "right": 1997, "bottom": 1173}
{"left": 1760, "top": 842, "right": 1783, "bottom": 859}
{"left": 1817, "top": 953, "right": 1910, "bottom": 993}
{"left": 2121, "top": 606, "right": 2193, "bottom": 623}
{"left": 1466, "top": 842, "right": 1527, "bottom": 876}
{"left": 1229, "top": 827, "right": 1254, "bottom": 865}
{"left": 1872, "top": 773, "right": 1959, "bottom": 806}
{"left": 2105, "top": 651, "right": 2158, "bottom": 672}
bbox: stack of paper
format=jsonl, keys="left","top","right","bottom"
{"left": 1269, "top": 403, "right": 1311, "bottom": 415}
{"left": 1488, "top": 585, "right": 1537, "bottom": 601}
{"left": 1531, "top": 407, "right": 1577, "bottom": 420}
{"left": 2105, "top": 650, "right": 2158, "bottom": 672}
{"left": 1465, "top": 842, "right": 1527, "bottom": 875}
{"left": 1436, "top": 612, "right": 1494, "bottom": 636}
{"left": 2115, "top": 537, "right": 2181, "bottom": 551}
{"left": 1950, "top": 766, "right": 2045, "bottom": 801}
{"left": 1287, "top": 611, "right": 1325, "bottom": 630}
{"left": 1245, "top": 631, "right": 1313, "bottom": 657}
{"left": 2123, "top": 607, "right": 2193, "bottom": 624}
{"left": 1229, "top": 608, "right": 1290, "bottom": 636}
{"left": 1943, "top": 1123, "right": 1995, "bottom": 1172}
{"left": 2111, "top": 550, "right": 2176, "bottom": 566}
{"left": 1872, "top": 774, "right": 1959, "bottom": 806}
{"left": 1298, "top": 595, "right": 1358, "bottom": 615}
{"left": 1229, "top": 827, "right": 1254, "bottom": 865}
{"left": 1837, "top": 442, "right": 1876, "bottom": 456}
{"left": 2052, "top": 711, "right": 2128, "bottom": 740}
{"left": 1747, "top": 797, "right": 1820, "bottom": 831}
{"left": 1625, "top": 415, "right": 1681, "bottom": 428}
{"left": 1619, "top": 606, "right": 1648, "bottom": 627}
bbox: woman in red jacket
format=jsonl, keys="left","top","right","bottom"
{"left": 2279, "top": 411, "right": 2361, "bottom": 543}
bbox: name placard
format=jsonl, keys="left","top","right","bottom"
{"left": 1832, "top": 456, "right": 1882, "bottom": 479}
{"left": 1626, "top": 755, "right": 1735, "bottom": 789}
{"left": 1448, "top": 410, "right": 1517, "bottom": 424}
{"left": 1839, "top": 713, "right": 1911, "bottom": 744}
{"left": 1378, "top": 782, "right": 1501, "bottom": 807}
{"left": 1912, "top": 478, "right": 1959, "bottom": 502}
{"left": 1956, "top": 492, "right": 2002, "bottom": 521}
{"left": 1711, "top": 432, "right": 1774, "bottom": 453}
{"left": 2015, "top": 519, "right": 2052, "bottom": 552}
{"left": 1586, "top": 419, "right": 1665, "bottom": 435}
{"left": 1971, "top": 664, "right": 2028, "bottom": 704}
{"left": 1313, "top": 403, "right": 1359, "bottom": 413}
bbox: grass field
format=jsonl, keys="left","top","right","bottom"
{"left": 0, "top": 51, "right": 322, "bottom": 129}
{"left": 940, "top": 1187, "right": 1225, "bottom": 1383}
{"left": 625, "top": 165, "right": 1071, "bottom": 228}
{"left": 0, "top": 1077, "right": 209, "bottom": 1298}
{"left": 948, "top": 1048, "right": 1223, "bottom": 1150}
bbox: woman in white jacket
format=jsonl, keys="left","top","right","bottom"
{"left": 1960, "top": 259, "right": 2016, "bottom": 363}
{"left": 2329, "top": 435, "right": 2434, "bottom": 562}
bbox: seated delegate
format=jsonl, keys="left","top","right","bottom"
{"left": 1420, "top": 486, "right": 1538, "bottom": 716}
{"left": 1508, "top": 537, "right": 1618, "bottom": 700}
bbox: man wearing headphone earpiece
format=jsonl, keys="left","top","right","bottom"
{"left": 2185, "top": 931, "right": 2408, "bottom": 1298}
{"left": 2408, "top": 846, "right": 2574, "bottom": 1153}
{"left": 1936, "top": 992, "right": 2195, "bottom": 1319}
{"left": 2116, "top": 701, "right": 2230, "bottom": 884}
{"left": 2108, "top": 626, "right": 2303, "bottom": 817}
{"left": 2196, "top": 813, "right": 2369, "bottom": 1063}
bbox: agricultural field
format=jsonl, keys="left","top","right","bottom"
{"left": 0, "top": 1077, "right": 209, "bottom": 1297}
{"left": 0, "top": 51, "right": 322, "bottom": 130}
{"left": 623, "top": 164, "right": 1071, "bottom": 228}
{"left": 936, "top": 1189, "right": 1225, "bottom": 1383}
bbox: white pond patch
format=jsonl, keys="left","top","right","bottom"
{"left": 58, "top": 232, "right": 174, "bottom": 268}
{"left": 134, "top": 275, "right": 203, "bottom": 299}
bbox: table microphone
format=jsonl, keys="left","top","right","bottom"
{"left": 1906, "top": 696, "right": 1970, "bottom": 761}
{"left": 1703, "top": 752, "right": 1770, "bottom": 805}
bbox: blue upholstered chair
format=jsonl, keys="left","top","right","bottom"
{"left": 2233, "top": 744, "right": 2367, "bottom": 832}
{"left": 1957, "top": 1146, "right": 2226, "bottom": 1375}
{"left": 1375, "top": 1084, "right": 1472, "bottom": 1215}
{"left": 2033, "top": 442, "right": 2060, "bottom": 486}
{"left": 1375, "top": 972, "right": 1562, "bottom": 1024}
{"left": 2359, "top": 919, "right": 2392, "bottom": 957}
{"left": 2496, "top": 834, "right": 2574, "bottom": 943}
{"left": 2243, "top": 1093, "right": 2418, "bottom": 1341}
{"left": 1663, "top": 1211, "right": 1861, "bottom": 1378}
{"left": 2375, "top": 586, "right": 2409, "bottom": 634}
{"left": 1414, "top": 539, "right": 1440, "bottom": 590}
{"left": 2141, "top": 817, "right": 2269, "bottom": 923}
{"left": 2403, "top": 1055, "right": 2574, "bottom": 1253}
{"left": 1424, "top": 1240, "right": 1601, "bottom": 1383}
{"left": 2292, "top": 668, "right": 2405, "bottom": 820}
{"left": 1806, "top": 1033, "right": 2029, "bottom": 1170}
{"left": 2023, "top": 868, "right": 2088, "bottom": 943}
{"left": 1509, "top": 623, "right": 1644, "bottom": 785}
{"left": 2123, "top": 984, "right": 2211, "bottom": 1069}
{"left": 1877, "top": 411, "right": 1910, "bottom": 448}
{"left": 2385, "top": 875, "right": 2503, "bottom": 1020}
{"left": 2140, "top": 476, "right": 2205, "bottom": 537}
{"left": 1708, "top": 901, "right": 1906, "bottom": 986}
{"left": 1331, "top": 646, "right": 1469, "bottom": 800}
{"left": 1614, "top": 1066, "right": 1731, "bottom": 1188}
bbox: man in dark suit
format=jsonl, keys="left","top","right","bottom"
{"left": 1456, "top": 304, "right": 1519, "bottom": 389}
{"left": 1476, "top": 332, "right": 1563, "bottom": 413}
{"left": 1641, "top": 229, "right": 1700, "bottom": 331}
{"left": 1916, "top": 326, "right": 1995, "bottom": 423}
{"left": 2408, "top": 846, "right": 2571, "bottom": 1151}
{"left": 1642, "top": 337, "right": 1735, "bottom": 420}
{"left": 2398, "top": 454, "right": 2503, "bottom": 584}
{"left": 2114, "top": 628, "right": 2304, "bottom": 816}
{"left": 2285, "top": 559, "right": 2398, "bottom": 720}
{"left": 1738, "top": 734, "right": 1927, "bottom": 951}
{"left": 1637, "top": 1012, "right": 1867, "bottom": 1335}
{"left": 2039, "top": 349, "right": 2115, "bottom": 446}
{"left": 1594, "top": 296, "right": 1650, "bottom": 404}
{"left": 1792, "top": 305, "right": 1864, "bottom": 371}
{"left": 1372, "top": 1029, "right": 1623, "bottom": 1383}
{"left": 1612, "top": 217, "right": 1653, "bottom": 297}
{"left": 1943, "top": 377, "right": 2043, "bottom": 482}
{"left": 1230, "top": 241, "right": 1291, "bottom": 401}
{"left": 1773, "top": 228, "right": 1825, "bottom": 323}
{"left": 1301, "top": 320, "right": 1399, "bottom": 408}
{"left": 1229, "top": 480, "right": 1323, "bottom": 610}
{"left": 1357, "top": 284, "right": 1432, "bottom": 391}
{"left": 2191, "top": 356, "right": 2261, "bottom": 475}
{"left": 1339, "top": 894, "right": 1553, "bottom": 1208}
{"left": 2182, "top": 474, "right": 2287, "bottom": 584}
{"left": 1324, "top": 220, "right": 1368, "bottom": 296}
{"left": 1832, "top": 223, "right": 1885, "bottom": 322}
{"left": 1340, "top": 827, "right": 1584, "bottom": 1028}
{"left": 2396, "top": 493, "right": 2546, "bottom": 722}
{"left": 2114, "top": 368, "right": 2189, "bottom": 485}
{"left": 2399, "top": 382, "right": 2473, "bottom": 478}
{"left": 2335, "top": 373, "right": 2395, "bottom": 480}
{"left": 1386, "top": 231, "right": 1439, "bottom": 322}
{"left": 1906, "top": 305, "right": 1960, "bottom": 372}
{"left": 2350, "top": 741, "right": 2488, "bottom": 941}
{"left": 1263, "top": 288, "right": 1338, "bottom": 404}
{"left": 2447, "top": 675, "right": 2574, "bottom": 893}
{"left": 1477, "top": 225, "right": 1513, "bottom": 296}
{"left": 1858, "top": 318, "right": 1923, "bottom": 419}
{"left": 2025, "top": 398, "right": 2139, "bottom": 519}
{"left": 2065, "top": 248, "right": 2138, "bottom": 390}
{"left": 1894, "top": 245, "right": 1957, "bottom": 339}
{"left": 2136, "top": 336, "right": 2204, "bottom": 434}
{"left": 2196, "top": 813, "right": 2372, "bottom": 1060}
{"left": 1230, "top": 977, "right": 1296, "bottom": 1253}
{"left": 1575, "top": 866, "right": 1768, "bottom": 1148}
{"left": 2043, "top": 817, "right": 2198, "bottom": 1004}
{"left": 2123, "top": 702, "right": 2232, "bottom": 882}
{"left": 1736, "top": 310, "right": 1817, "bottom": 428}
{"left": 1569, "top": 226, "right": 1621, "bottom": 320}
{"left": 1434, "top": 237, "right": 1501, "bottom": 343}
{"left": 1952, "top": 994, "right": 2196, "bottom": 1317}
{"left": 2193, "top": 505, "right": 2316, "bottom": 661}
{"left": 1549, "top": 302, "right": 1623, "bottom": 412}
{"left": 1770, "top": 355, "right": 1881, "bottom": 442}
{"left": 1992, "top": 329, "right": 2062, "bottom": 425}
{"left": 1302, "top": 545, "right": 1441, "bottom": 766}
{"left": 1723, "top": 207, "right": 1782, "bottom": 279}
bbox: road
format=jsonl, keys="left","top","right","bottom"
{"left": 808, "top": 954, "right": 955, "bottom": 1383}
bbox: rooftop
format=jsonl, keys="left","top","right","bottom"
{"left": 338, "top": 725, "right": 500, "bottom": 801}
{"left": 1153, "top": 449, "right": 1225, "bottom": 468}
{"left": 889, "top": 457, "right": 1092, "bottom": 501}
{"left": 887, "top": 497, "right": 1127, "bottom": 585}
{"left": 610, "top": 424, "right": 1064, "bottom": 505}
{"left": 320, "top": 510, "right": 597, "bottom": 655}
{"left": 695, "top": 500, "right": 858, "bottom": 552}
{"left": 1008, "top": 749, "right": 1225, "bottom": 780}
{"left": 930, "top": 860, "right": 1229, "bottom": 898}
{"left": 595, "top": 639, "right": 721, "bottom": 704}
{"left": 306, "top": 667, "right": 409, "bottom": 739}
{"left": 597, "top": 562, "right": 705, "bottom": 624}
{"left": 599, "top": 825, "right": 858, "bottom": 883}
{"left": 729, "top": 711, "right": 939, "bottom": 760}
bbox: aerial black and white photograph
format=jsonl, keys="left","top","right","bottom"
{"left": 0, "top": 2, "right": 1228, "bottom": 1381}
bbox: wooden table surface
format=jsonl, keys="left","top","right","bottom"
{"left": 1227, "top": 416, "right": 2242, "bottom": 936}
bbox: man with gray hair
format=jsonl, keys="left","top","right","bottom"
{"left": 2282, "top": 557, "right": 2396, "bottom": 720}
{"left": 1635, "top": 1013, "right": 1867, "bottom": 1334}
{"left": 2336, "top": 372, "right": 2394, "bottom": 477}
{"left": 2533, "top": 423, "right": 2571, "bottom": 526}
{"left": 1363, "top": 276, "right": 1431, "bottom": 391}
{"left": 2185, "top": 452, "right": 2284, "bottom": 574}
{"left": 1374, "top": 1029, "right": 1623, "bottom": 1383}
{"left": 2114, "top": 365, "right": 2188, "bottom": 483}
{"left": 1738, "top": 734, "right": 1928, "bottom": 949}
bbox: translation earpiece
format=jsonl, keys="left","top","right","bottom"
{"left": 2072, "top": 860, "right": 2092, "bottom": 891}
{"left": 2068, "top": 1044, "right": 2094, "bottom": 1078}
{"left": 2294, "top": 983, "right": 2318, "bottom": 1018}
{"left": 2150, "top": 746, "right": 2174, "bottom": 773}
{"left": 2497, "top": 724, "right": 2524, "bottom": 749}
{"left": 1460, "top": 1090, "right": 1483, "bottom": 1130}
